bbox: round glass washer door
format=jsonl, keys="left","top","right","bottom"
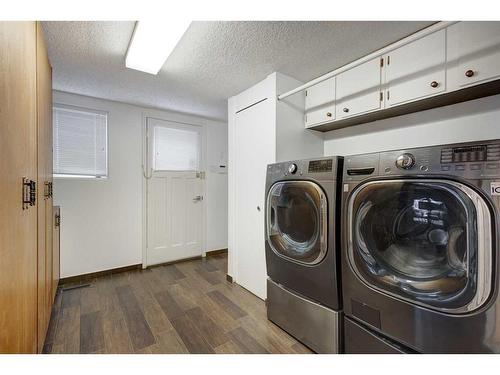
{"left": 348, "top": 179, "right": 493, "bottom": 314}
{"left": 266, "top": 181, "right": 327, "bottom": 265}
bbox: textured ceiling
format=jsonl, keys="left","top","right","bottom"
{"left": 42, "top": 21, "right": 434, "bottom": 120}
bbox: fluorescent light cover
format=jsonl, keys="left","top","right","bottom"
{"left": 126, "top": 20, "right": 190, "bottom": 75}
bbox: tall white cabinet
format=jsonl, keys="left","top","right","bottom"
{"left": 228, "top": 72, "right": 323, "bottom": 299}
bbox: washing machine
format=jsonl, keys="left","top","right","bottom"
{"left": 265, "top": 156, "right": 343, "bottom": 353}
{"left": 341, "top": 139, "right": 500, "bottom": 353}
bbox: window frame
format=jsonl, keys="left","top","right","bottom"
{"left": 53, "top": 103, "right": 109, "bottom": 180}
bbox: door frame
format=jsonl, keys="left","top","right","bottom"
{"left": 141, "top": 112, "right": 208, "bottom": 268}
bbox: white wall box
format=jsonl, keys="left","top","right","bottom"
{"left": 305, "top": 77, "right": 335, "bottom": 127}
{"left": 385, "top": 29, "right": 446, "bottom": 106}
{"left": 228, "top": 72, "right": 323, "bottom": 300}
{"left": 447, "top": 22, "right": 500, "bottom": 90}
{"left": 336, "top": 57, "right": 383, "bottom": 119}
{"left": 295, "top": 21, "right": 500, "bottom": 132}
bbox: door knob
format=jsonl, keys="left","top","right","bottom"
{"left": 465, "top": 69, "right": 474, "bottom": 78}
{"left": 343, "top": 108, "right": 349, "bottom": 113}
{"left": 430, "top": 81, "right": 439, "bottom": 88}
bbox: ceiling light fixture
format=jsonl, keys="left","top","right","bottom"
{"left": 125, "top": 20, "right": 191, "bottom": 75}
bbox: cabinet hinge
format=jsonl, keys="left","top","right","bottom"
{"left": 387, "top": 56, "right": 390, "bottom": 65}
{"left": 387, "top": 90, "right": 390, "bottom": 101}
{"left": 380, "top": 92, "right": 383, "bottom": 101}
{"left": 380, "top": 57, "right": 384, "bottom": 67}
{"left": 305, "top": 90, "right": 307, "bottom": 97}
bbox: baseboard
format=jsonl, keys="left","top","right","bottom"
{"left": 148, "top": 255, "right": 202, "bottom": 268}
{"left": 206, "top": 248, "right": 228, "bottom": 256}
{"left": 59, "top": 263, "right": 142, "bottom": 285}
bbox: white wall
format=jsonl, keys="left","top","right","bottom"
{"left": 324, "top": 94, "right": 500, "bottom": 155}
{"left": 53, "top": 91, "right": 228, "bottom": 278}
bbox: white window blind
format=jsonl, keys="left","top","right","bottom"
{"left": 53, "top": 105, "right": 108, "bottom": 178}
{"left": 153, "top": 125, "right": 200, "bottom": 171}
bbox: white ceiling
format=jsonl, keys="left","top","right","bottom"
{"left": 42, "top": 21, "right": 434, "bottom": 120}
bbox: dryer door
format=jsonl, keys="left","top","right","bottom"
{"left": 347, "top": 179, "right": 493, "bottom": 313}
{"left": 267, "top": 181, "right": 327, "bottom": 265}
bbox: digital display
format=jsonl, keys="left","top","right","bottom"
{"left": 308, "top": 159, "right": 333, "bottom": 173}
{"left": 441, "top": 145, "right": 489, "bottom": 163}
{"left": 452, "top": 145, "right": 487, "bottom": 163}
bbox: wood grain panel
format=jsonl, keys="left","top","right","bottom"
{"left": 170, "top": 315, "right": 214, "bottom": 354}
{"left": 116, "top": 285, "right": 155, "bottom": 351}
{"left": 43, "top": 255, "right": 306, "bottom": 354}
{"left": 80, "top": 311, "right": 104, "bottom": 354}
{"left": 228, "top": 327, "right": 269, "bottom": 354}
{"left": 185, "top": 307, "right": 229, "bottom": 347}
{"left": 0, "top": 21, "right": 38, "bottom": 354}
{"left": 207, "top": 290, "right": 247, "bottom": 319}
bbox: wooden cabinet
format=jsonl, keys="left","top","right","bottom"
{"left": 0, "top": 21, "right": 54, "bottom": 354}
{"left": 305, "top": 77, "right": 335, "bottom": 127}
{"left": 447, "top": 22, "right": 500, "bottom": 90}
{"left": 335, "top": 57, "right": 382, "bottom": 119}
{"left": 0, "top": 21, "right": 39, "bottom": 354}
{"left": 385, "top": 30, "right": 446, "bottom": 106}
{"left": 36, "top": 21, "right": 54, "bottom": 353}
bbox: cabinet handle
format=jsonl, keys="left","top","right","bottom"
{"left": 257, "top": 206, "right": 261, "bottom": 211}
{"left": 22, "top": 177, "right": 36, "bottom": 210}
{"left": 465, "top": 69, "right": 474, "bottom": 78}
{"left": 430, "top": 81, "right": 439, "bottom": 88}
{"left": 343, "top": 108, "right": 349, "bottom": 113}
{"left": 326, "top": 112, "right": 332, "bottom": 117}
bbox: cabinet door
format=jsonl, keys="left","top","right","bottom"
{"left": 336, "top": 58, "right": 382, "bottom": 119}
{"left": 0, "top": 21, "right": 38, "bottom": 354}
{"left": 304, "top": 77, "right": 335, "bottom": 127}
{"left": 36, "top": 21, "right": 53, "bottom": 352}
{"left": 234, "top": 97, "right": 275, "bottom": 300}
{"left": 385, "top": 30, "right": 446, "bottom": 107}
{"left": 447, "top": 22, "right": 500, "bottom": 89}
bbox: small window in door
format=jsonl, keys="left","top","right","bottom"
{"left": 153, "top": 125, "right": 200, "bottom": 171}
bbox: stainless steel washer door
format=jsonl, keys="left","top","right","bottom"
{"left": 267, "top": 181, "right": 327, "bottom": 265}
{"left": 347, "top": 179, "right": 493, "bottom": 314}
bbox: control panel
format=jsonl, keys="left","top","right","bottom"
{"left": 344, "top": 140, "right": 500, "bottom": 181}
{"left": 308, "top": 159, "right": 333, "bottom": 173}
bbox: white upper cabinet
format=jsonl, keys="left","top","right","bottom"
{"left": 447, "top": 22, "right": 500, "bottom": 90}
{"left": 304, "top": 77, "right": 335, "bottom": 127}
{"left": 301, "top": 22, "right": 500, "bottom": 131}
{"left": 385, "top": 30, "right": 446, "bottom": 107}
{"left": 336, "top": 57, "right": 382, "bottom": 119}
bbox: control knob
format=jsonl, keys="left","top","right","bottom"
{"left": 288, "top": 163, "right": 298, "bottom": 174}
{"left": 395, "top": 153, "right": 416, "bottom": 170}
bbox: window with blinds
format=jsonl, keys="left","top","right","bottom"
{"left": 53, "top": 105, "right": 108, "bottom": 178}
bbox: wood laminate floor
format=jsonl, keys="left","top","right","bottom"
{"left": 43, "top": 254, "right": 313, "bottom": 354}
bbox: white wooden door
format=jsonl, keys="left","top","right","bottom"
{"left": 447, "top": 22, "right": 500, "bottom": 89}
{"left": 146, "top": 118, "right": 204, "bottom": 266}
{"left": 305, "top": 77, "right": 336, "bottom": 127}
{"left": 234, "top": 98, "right": 275, "bottom": 299}
{"left": 385, "top": 30, "right": 446, "bottom": 107}
{"left": 336, "top": 57, "right": 382, "bottom": 119}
